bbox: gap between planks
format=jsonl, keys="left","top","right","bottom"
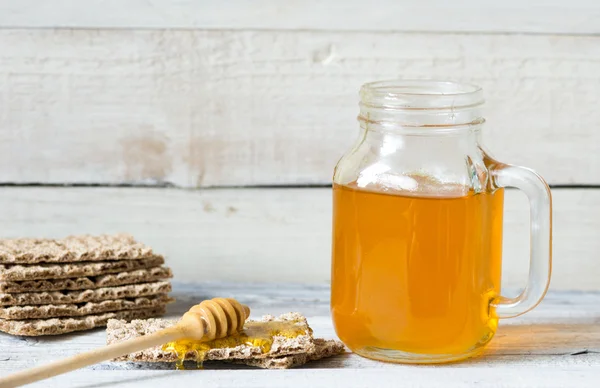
{"left": 0, "top": 0, "right": 599, "bottom": 34}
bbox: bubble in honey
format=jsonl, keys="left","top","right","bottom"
{"left": 162, "top": 320, "right": 307, "bottom": 369}
{"left": 175, "top": 353, "right": 185, "bottom": 370}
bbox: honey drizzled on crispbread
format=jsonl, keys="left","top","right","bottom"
{"left": 162, "top": 320, "right": 309, "bottom": 369}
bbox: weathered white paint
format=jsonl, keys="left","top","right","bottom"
{"left": 0, "top": 187, "right": 596, "bottom": 290}
{"left": 1, "top": 283, "right": 599, "bottom": 387}
{"left": 0, "top": 0, "right": 599, "bottom": 34}
{"left": 0, "top": 29, "right": 598, "bottom": 187}
{"left": 11, "top": 368, "right": 600, "bottom": 388}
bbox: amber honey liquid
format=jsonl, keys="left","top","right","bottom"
{"left": 331, "top": 183, "right": 504, "bottom": 361}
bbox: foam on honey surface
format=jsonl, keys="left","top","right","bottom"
{"left": 162, "top": 320, "right": 309, "bottom": 369}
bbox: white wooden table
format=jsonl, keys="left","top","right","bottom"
{"left": 1, "top": 282, "right": 598, "bottom": 388}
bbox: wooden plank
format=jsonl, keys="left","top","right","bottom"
{"left": 1, "top": 283, "right": 599, "bottom": 388}
{"left": 0, "top": 187, "right": 596, "bottom": 290}
{"left": 0, "top": 29, "right": 599, "bottom": 187}
{"left": 0, "top": 0, "right": 599, "bottom": 34}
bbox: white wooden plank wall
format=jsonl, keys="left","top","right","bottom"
{"left": 0, "top": 29, "right": 599, "bottom": 186}
{"left": 0, "top": 2, "right": 598, "bottom": 289}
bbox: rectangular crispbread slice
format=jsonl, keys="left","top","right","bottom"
{"left": 229, "top": 338, "right": 346, "bottom": 369}
{"left": 0, "top": 267, "right": 172, "bottom": 292}
{"left": 0, "top": 256, "right": 165, "bottom": 281}
{"left": 0, "top": 281, "right": 172, "bottom": 306}
{"left": 0, "top": 306, "right": 167, "bottom": 336}
{"left": 0, "top": 234, "right": 158, "bottom": 264}
{"left": 0, "top": 294, "right": 174, "bottom": 320}
{"left": 107, "top": 313, "right": 315, "bottom": 362}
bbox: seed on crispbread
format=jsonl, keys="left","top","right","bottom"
{"left": 106, "top": 314, "right": 345, "bottom": 369}
{"left": 228, "top": 338, "right": 346, "bottom": 369}
{"left": 0, "top": 234, "right": 158, "bottom": 264}
{"left": 0, "top": 267, "right": 172, "bottom": 292}
{"left": 0, "top": 281, "right": 172, "bottom": 306}
{"left": 0, "top": 306, "right": 167, "bottom": 336}
{"left": 107, "top": 313, "right": 315, "bottom": 362}
{"left": 0, "top": 257, "right": 165, "bottom": 281}
{"left": 0, "top": 294, "right": 174, "bottom": 320}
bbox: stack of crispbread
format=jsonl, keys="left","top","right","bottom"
{"left": 107, "top": 312, "right": 346, "bottom": 369}
{"left": 0, "top": 234, "right": 174, "bottom": 336}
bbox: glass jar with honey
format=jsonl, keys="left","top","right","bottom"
{"left": 331, "top": 80, "right": 552, "bottom": 364}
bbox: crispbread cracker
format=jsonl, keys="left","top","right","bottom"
{"left": 0, "top": 281, "right": 172, "bottom": 306}
{"left": 0, "top": 256, "right": 165, "bottom": 281}
{"left": 0, "top": 306, "right": 166, "bottom": 336}
{"left": 0, "top": 234, "right": 158, "bottom": 264}
{"left": 229, "top": 338, "right": 346, "bottom": 369}
{"left": 0, "top": 294, "right": 174, "bottom": 320}
{"left": 0, "top": 267, "right": 172, "bottom": 292}
{"left": 107, "top": 312, "right": 315, "bottom": 362}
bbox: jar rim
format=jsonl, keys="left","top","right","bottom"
{"left": 360, "top": 79, "right": 484, "bottom": 110}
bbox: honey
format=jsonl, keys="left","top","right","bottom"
{"left": 331, "top": 182, "right": 504, "bottom": 359}
{"left": 162, "top": 320, "right": 308, "bottom": 369}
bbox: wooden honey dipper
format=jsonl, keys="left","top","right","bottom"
{"left": 0, "top": 297, "right": 251, "bottom": 388}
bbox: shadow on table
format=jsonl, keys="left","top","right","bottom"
{"left": 94, "top": 352, "right": 354, "bottom": 371}
{"left": 94, "top": 361, "right": 257, "bottom": 371}
{"left": 465, "top": 322, "right": 600, "bottom": 365}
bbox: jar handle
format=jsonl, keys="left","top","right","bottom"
{"left": 489, "top": 163, "right": 553, "bottom": 318}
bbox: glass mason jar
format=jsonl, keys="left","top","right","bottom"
{"left": 331, "top": 80, "right": 552, "bottom": 364}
